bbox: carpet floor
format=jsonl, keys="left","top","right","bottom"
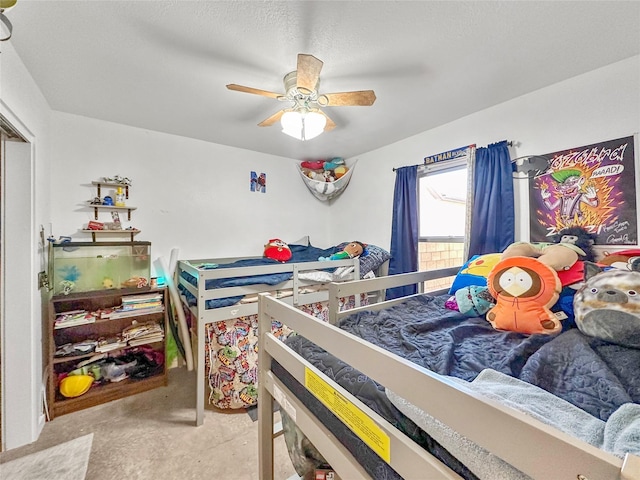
{"left": 1, "top": 434, "right": 92, "bottom": 480}
{"left": 0, "top": 367, "right": 297, "bottom": 479}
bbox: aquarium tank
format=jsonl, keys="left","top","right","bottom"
{"left": 50, "top": 241, "right": 151, "bottom": 295}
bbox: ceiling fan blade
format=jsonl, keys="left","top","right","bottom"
{"left": 226, "top": 84, "right": 283, "bottom": 99}
{"left": 324, "top": 90, "right": 377, "bottom": 106}
{"left": 318, "top": 111, "right": 336, "bottom": 131}
{"left": 258, "top": 109, "right": 287, "bottom": 127}
{"left": 296, "top": 54, "right": 323, "bottom": 94}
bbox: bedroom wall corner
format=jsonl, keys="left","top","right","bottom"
{"left": 331, "top": 55, "right": 640, "bottom": 252}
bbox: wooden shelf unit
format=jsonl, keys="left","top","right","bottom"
{"left": 85, "top": 180, "right": 139, "bottom": 240}
{"left": 46, "top": 287, "right": 168, "bottom": 419}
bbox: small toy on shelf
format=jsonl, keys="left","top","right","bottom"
{"left": 121, "top": 276, "right": 149, "bottom": 288}
{"left": 102, "top": 175, "right": 131, "bottom": 186}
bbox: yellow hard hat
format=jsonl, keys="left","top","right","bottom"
{"left": 59, "top": 375, "right": 93, "bottom": 398}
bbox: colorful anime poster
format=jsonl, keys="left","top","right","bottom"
{"left": 529, "top": 136, "right": 637, "bottom": 245}
{"left": 250, "top": 171, "right": 266, "bottom": 193}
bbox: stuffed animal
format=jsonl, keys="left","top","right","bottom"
{"left": 501, "top": 241, "right": 585, "bottom": 272}
{"left": 486, "top": 256, "right": 562, "bottom": 334}
{"left": 549, "top": 226, "right": 597, "bottom": 262}
{"left": 319, "top": 241, "right": 365, "bottom": 261}
{"left": 263, "top": 239, "right": 292, "bottom": 262}
{"left": 323, "top": 157, "right": 345, "bottom": 170}
{"left": 573, "top": 262, "right": 640, "bottom": 347}
{"left": 333, "top": 165, "right": 348, "bottom": 179}
{"left": 301, "top": 160, "right": 325, "bottom": 170}
{"left": 598, "top": 249, "right": 640, "bottom": 272}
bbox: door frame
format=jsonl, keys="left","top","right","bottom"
{"left": 0, "top": 100, "right": 41, "bottom": 451}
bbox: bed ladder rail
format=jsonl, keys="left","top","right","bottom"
{"left": 328, "top": 266, "right": 461, "bottom": 324}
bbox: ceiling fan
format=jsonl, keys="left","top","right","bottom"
{"left": 226, "top": 53, "right": 376, "bottom": 140}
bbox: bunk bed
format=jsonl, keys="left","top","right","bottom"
{"left": 175, "top": 240, "right": 390, "bottom": 425}
{"left": 257, "top": 268, "right": 640, "bottom": 480}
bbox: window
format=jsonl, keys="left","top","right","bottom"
{"left": 418, "top": 159, "right": 468, "bottom": 290}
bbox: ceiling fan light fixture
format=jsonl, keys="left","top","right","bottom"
{"left": 281, "top": 110, "right": 326, "bottom": 141}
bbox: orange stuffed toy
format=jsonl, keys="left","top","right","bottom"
{"left": 486, "top": 256, "right": 562, "bottom": 335}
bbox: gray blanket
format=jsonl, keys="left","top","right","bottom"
{"left": 387, "top": 369, "right": 640, "bottom": 480}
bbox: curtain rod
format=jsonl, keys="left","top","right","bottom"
{"left": 392, "top": 141, "right": 516, "bottom": 172}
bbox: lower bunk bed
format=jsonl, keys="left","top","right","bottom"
{"left": 175, "top": 240, "right": 391, "bottom": 425}
{"left": 257, "top": 270, "right": 640, "bottom": 480}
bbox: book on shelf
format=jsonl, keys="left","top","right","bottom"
{"left": 120, "top": 301, "right": 162, "bottom": 311}
{"left": 122, "top": 292, "right": 162, "bottom": 304}
{"left": 128, "top": 334, "right": 164, "bottom": 347}
{"left": 55, "top": 311, "right": 96, "bottom": 329}
{"left": 95, "top": 337, "right": 127, "bottom": 353}
{"left": 101, "top": 305, "right": 164, "bottom": 320}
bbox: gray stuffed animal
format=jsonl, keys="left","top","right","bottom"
{"left": 573, "top": 262, "right": 640, "bottom": 348}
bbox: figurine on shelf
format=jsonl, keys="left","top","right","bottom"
{"left": 102, "top": 175, "right": 132, "bottom": 186}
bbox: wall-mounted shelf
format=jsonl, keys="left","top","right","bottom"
{"left": 80, "top": 229, "right": 141, "bottom": 242}
{"left": 91, "top": 181, "right": 130, "bottom": 199}
{"left": 88, "top": 204, "right": 137, "bottom": 221}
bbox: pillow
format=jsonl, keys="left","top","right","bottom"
{"left": 448, "top": 253, "right": 502, "bottom": 294}
{"left": 573, "top": 262, "right": 640, "bottom": 348}
{"left": 335, "top": 242, "right": 390, "bottom": 277}
{"left": 359, "top": 244, "right": 391, "bottom": 277}
{"left": 288, "top": 235, "right": 310, "bottom": 247}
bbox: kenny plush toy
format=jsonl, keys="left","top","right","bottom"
{"left": 486, "top": 256, "right": 562, "bottom": 334}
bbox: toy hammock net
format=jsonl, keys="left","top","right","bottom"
{"left": 297, "top": 160, "right": 356, "bottom": 202}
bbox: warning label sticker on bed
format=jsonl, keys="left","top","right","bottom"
{"left": 305, "top": 367, "right": 391, "bottom": 463}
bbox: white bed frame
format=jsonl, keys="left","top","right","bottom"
{"left": 257, "top": 268, "right": 640, "bottom": 480}
{"left": 176, "top": 255, "right": 377, "bottom": 426}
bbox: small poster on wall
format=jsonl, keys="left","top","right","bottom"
{"left": 529, "top": 135, "right": 637, "bottom": 245}
{"left": 250, "top": 171, "right": 266, "bottom": 193}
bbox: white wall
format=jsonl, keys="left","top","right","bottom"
{"left": 334, "top": 55, "right": 640, "bottom": 249}
{"left": 49, "top": 112, "right": 332, "bottom": 268}
{"left": 0, "top": 40, "right": 52, "bottom": 449}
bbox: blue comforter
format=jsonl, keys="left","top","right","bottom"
{"left": 179, "top": 244, "right": 342, "bottom": 309}
{"left": 275, "top": 293, "right": 640, "bottom": 479}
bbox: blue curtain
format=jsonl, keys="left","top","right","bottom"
{"left": 386, "top": 166, "right": 418, "bottom": 300}
{"left": 467, "top": 141, "right": 515, "bottom": 258}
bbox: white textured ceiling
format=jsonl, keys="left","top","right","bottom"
{"left": 6, "top": 1, "right": 640, "bottom": 160}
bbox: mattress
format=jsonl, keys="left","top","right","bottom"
{"left": 274, "top": 293, "right": 640, "bottom": 479}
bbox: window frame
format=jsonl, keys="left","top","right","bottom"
{"left": 418, "top": 157, "right": 469, "bottom": 243}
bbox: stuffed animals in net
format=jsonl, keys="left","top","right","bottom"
{"left": 263, "top": 239, "right": 292, "bottom": 262}
{"left": 319, "top": 241, "right": 365, "bottom": 262}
